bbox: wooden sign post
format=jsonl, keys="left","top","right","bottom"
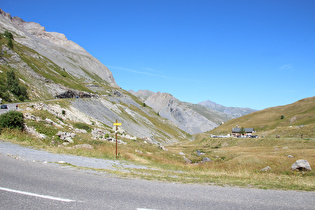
{"left": 113, "top": 120, "right": 121, "bottom": 159}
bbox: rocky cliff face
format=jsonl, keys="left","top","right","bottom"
{"left": 144, "top": 92, "right": 223, "bottom": 134}
{"left": 0, "top": 9, "right": 118, "bottom": 87}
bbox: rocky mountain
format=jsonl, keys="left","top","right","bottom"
{"left": 142, "top": 92, "right": 233, "bottom": 134}
{"left": 198, "top": 100, "right": 257, "bottom": 118}
{"left": 0, "top": 8, "right": 192, "bottom": 143}
{"left": 0, "top": 9, "right": 118, "bottom": 88}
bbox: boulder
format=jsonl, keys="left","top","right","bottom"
{"left": 64, "top": 137, "right": 74, "bottom": 143}
{"left": 291, "top": 159, "right": 312, "bottom": 171}
{"left": 24, "top": 125, "right": 46, "bottom": 139}
{"left": 56, "top": 131, "right": 75, "bottom": 143}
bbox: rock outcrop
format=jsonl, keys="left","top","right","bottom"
{"left": 144, "top": 92, "right": 224, "bottom": 134}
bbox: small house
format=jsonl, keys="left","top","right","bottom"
{"left": 232, "top": 128, "right": 254, "bottom": 137}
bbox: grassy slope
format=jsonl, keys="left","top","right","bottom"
{"left": 1, "top": 37, "right": 112, "bottom": 101}
{"left": 209, "top": 96, "right": 315, "bottom": 138}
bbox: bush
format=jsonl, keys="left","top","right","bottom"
{"left": 4, "top": 30, "right": 14, "bottom": 40}
{"left": 0, "top": 111, "right": 25, "bottom": 131}
{"left": 6, "top": 70, "right": 28, "bottom": 101}
{"left": 8, "top": 38, "right": 13, "bottom": 49}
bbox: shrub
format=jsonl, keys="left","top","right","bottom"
{"left": 0, "top": 111, "right": 25, "bottom": 131}
{"left": 6, "top": 70, "right": 28, "bottom": 101}
{"left": 8, "top": 38, "right": 13, "bottom": 49}
{"left": 60, "top": 71, "right": 67, "bottom": 77}
{"left": 4, "top": 30, "right": 14, "bottom": 40}
{"left": 18, "top": 95, "right": 25, "bottom": 101}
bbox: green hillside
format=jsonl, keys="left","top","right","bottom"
{"left": 210, "top": 96, "right": 315, "bottom": 138}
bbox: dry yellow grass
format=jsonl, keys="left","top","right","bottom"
{"left": 1, "top": 128, "right": 314, "bottom": 191}
{"left": 211, "top": 96, "right": 315, "bottom": 137}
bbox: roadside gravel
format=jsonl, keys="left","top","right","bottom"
{"left": 0, "top": 140, "right": 148, "bottom": 172}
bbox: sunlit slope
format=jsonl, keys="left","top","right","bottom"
{"left": 209, "top": 96, "right": 315, "bottom": 138}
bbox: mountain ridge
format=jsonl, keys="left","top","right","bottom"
{"left": 0, "top": 8, "right": 118, "bottom": 88}
{"left": 198, "top": 100, "right": 257, "bottom": 118}
{"left": 0, "top": 8, "right": 192, "bottom": 143}
{"left": 130, "top": 90, "right": 236, "bottom": 134}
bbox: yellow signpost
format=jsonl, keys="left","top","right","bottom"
{"left": 113, "top": 120, "right": 121, "bottom": 159}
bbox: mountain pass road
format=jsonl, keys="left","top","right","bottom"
{"left": 1, "top": 143, "right": 315, "bottom": 209}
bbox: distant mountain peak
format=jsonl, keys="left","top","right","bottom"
{"left": 198, "top": 100, "right": 257, "bottom": 118}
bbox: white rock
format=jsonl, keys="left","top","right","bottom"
{"left": 291, "top": 159, "right": 311, "bottom": 171}
{"left": 260, "top": 166, "right": 271, "bottom": 171}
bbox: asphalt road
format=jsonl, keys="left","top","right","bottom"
{"left": 1, "top": 153, "right": 315, "bottom": 210}
{"left": 0, "top": 103, "right": 20, "bottom": 114}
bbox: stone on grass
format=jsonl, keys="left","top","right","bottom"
{"left": 291, "top": 159, "right": 311, "bottom": 171}
{"left": 260, "top": 166, "right": 271, "bottom": 172}
{"left": 196, "top": 150, "right": 205, "bottom": 156}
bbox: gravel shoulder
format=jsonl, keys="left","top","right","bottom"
{"left": 0, "top": 140, "right": 148, "bottom": 172}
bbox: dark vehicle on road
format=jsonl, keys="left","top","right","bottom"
{"left": 1, "top": 104, "right": 8, "bottom": 109}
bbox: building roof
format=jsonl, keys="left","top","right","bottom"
{"left": 232, "top": 128, "right": 254, "bottom": 133}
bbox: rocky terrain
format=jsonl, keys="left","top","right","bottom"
{"left": 142, "top": 92, "right": 232, "bottom": 134}
{"left": 0, "top": 9, "right": 118, "bottom": 87}
{"left": 130, "top": 90, "right": 255, "bottom": 134}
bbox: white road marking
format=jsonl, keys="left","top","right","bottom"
{"left": 0, "top": 187, "right": 76, "bottom": 202}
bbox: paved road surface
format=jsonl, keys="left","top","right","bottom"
{"left": 0, "top": 103, "right": 20, "bottom": 115}
{"left": 1, "top": 142, "right": 314, "bottom": 209}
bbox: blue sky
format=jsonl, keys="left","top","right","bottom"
{"left": 2, "top": 0, "right": 315, "bottom": 110}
